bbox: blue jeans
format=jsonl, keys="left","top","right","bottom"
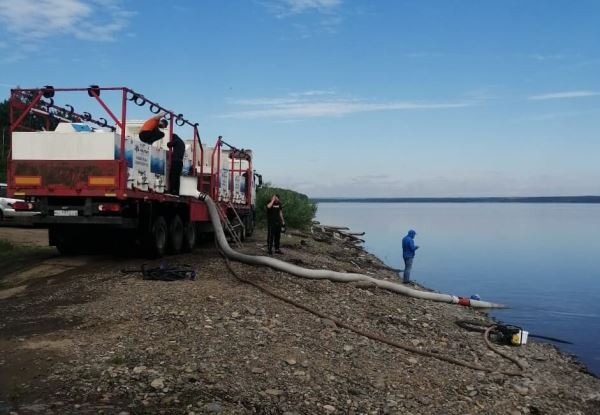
{"left": 403, "top": 257, "right": 414, "bottom": 283}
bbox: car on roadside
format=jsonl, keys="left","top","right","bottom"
{"left": 0, "top": 182, "right": 40, "bottom": 222}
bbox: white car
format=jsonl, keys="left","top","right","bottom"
{"left": 0, "top": 183, "right": 39, "bottom": 221}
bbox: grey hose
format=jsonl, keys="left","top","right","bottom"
{"left": 198, "top": 193, "right": 505, "bottom": 309}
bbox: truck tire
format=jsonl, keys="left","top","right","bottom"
{"left": 51, "top": 227, "right": 78, "bottom": 255}
{"left": 56, "top": 240, "right": 77, "bottom": 255}
{"left": 182, "top": 221, "right": 196, "bottom": 252}
{"left": 232, "top": 216, "right": 246, "bottom": 242}
{"left": 168, "top": 215, "right": 184, "bottom": 254}
{"left": 244, "top": 214, "right": 255, "bottom": 237}
{"left": 148, "top": 216, "right": 167, "bottom": 258}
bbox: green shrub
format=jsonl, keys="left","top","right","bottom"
{"left": 0, "top": 239, "right": 16, "bottom": 253}
{"left": 256, "top": 186, "right": 317, "bottom": 229}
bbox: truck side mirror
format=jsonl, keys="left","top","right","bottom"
{"left": 255, "top": 173, "right": 263, "bottom": 188}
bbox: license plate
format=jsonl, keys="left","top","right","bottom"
{"left": 54, "top": 209, "right": 78, "bottom": 217}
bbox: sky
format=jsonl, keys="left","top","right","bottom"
{"left": 1, "top": 0, "right": 599, "bottom": 197}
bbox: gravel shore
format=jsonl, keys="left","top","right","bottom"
{"left": 1, "top": 227, "right": 599, "bottom": 414}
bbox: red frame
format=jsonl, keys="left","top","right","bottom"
{"left": 6, "top": 86, "right": 254, "bottom": 211}
{"left": 208, "top": 137, "right": 254, "bottom": 204}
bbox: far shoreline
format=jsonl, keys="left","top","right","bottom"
{"left": 313, "top": 196, "right": 600, "bottom": 203}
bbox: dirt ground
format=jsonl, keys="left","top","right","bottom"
{"left": 0, "top": 227, "right": 49, "bottom": 248}
{"left": 1, "top": 226, "right": 599, "bottom": 414}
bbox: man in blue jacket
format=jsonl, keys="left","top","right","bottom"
{"left": 402, "top": 229, "right": 419, "bottom": 283}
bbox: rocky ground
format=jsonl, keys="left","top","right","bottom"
{"left": 1, "top": 226, "right": 599, "bottom": 414}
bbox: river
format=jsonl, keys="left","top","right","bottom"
{"left": 315, "top": 202, "right": 600, "bottom": 376}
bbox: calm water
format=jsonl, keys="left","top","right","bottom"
{"left": 316, "top": 203, "right": 600, "bottom": 376}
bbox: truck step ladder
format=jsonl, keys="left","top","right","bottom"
{"left": 217, "top": 203, "right": 245, "bottom": 247}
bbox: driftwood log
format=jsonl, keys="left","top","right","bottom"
{"left": 309, "top": 222, "right": 366, "bottom": 246}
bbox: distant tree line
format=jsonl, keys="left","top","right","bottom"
{"left": 256, "top": 185, "right": 317, "bottom": 229}
{"left": 313, "top": 196, "right": 600, "bottom": 203}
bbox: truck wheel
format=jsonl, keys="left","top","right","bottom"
{"left": 53, "top": 228, "right": 78, "bottom": 255}
{"left": 244, "top": 214, "right": 255, "bottom": 237}
{"left": 48, "top": 226, "right": 77, "bottom": 255}
{"left": 168, "top": 215, "right": 184, "bottom": 254}
{"left": 148, "top": 216, "right": 167, "bottom": 258}
{"left": 233, "top": 216, "right": 246, "bottom": 242}
{"left": 182, "top": 221, "right": 196, "bottom": 252}
{"left": 56, "top": 240, "right": 77, "bottom": 255}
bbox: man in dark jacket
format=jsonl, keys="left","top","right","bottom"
{"left": 167, "top": 134, "right": 185, "bottom": 195}
{"left": 266, "top": 194, "right": 285, "bottom": 255}
{"left": 402, "top": 229, "right": 419, "bottom": 283}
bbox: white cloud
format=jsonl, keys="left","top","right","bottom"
{"left": 515, "top": 109, "right": 600, "bottom": 122}
{"left": 221, "top": 92, "right": 472, "bottom": 119}
{"left": 232, "top": 97, "right": 301, "bottom": 106}
{"left": 528, "top": 90, "right": 600, "bottom": 101}
{"left": 0, "top": 0, "right": 89, "bottom": 40}
{"left": 231, "top": 90, "right": 334, "bottom": 106}
{"left": 527, "top": 53, "right": 572, "bottom": 62}
{"left": 404, "top": 51, "right": 447, "bottom": 59}
{"left": 291, "top": 90, "right": 335, "bottom": 97}
{"left": 266, "top": 0, "right": 342, "bottom": 16}
{"left": 0, "top": 0, "right": 133, "bottom": 58}
{"left": 261, "top": 0, "right": 343, "bottom": 35}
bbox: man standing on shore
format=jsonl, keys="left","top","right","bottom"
{"left": 402, "top": 229, "right": 419, "bottom": 283}
{"left": 266, "top": 194, "right": 285, "bottom": 255}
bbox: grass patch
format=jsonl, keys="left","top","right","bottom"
{"left": 107, "top": 355, "right": 128, "bottom": 365}
{"left": 0, "top": 238, "right": 57, "bottom": 283}
{"left": 0, "top": 239, "right": 16, "bottom": 252}
{"left": 8, "top": 383, "right": 27, "bottom": 404}
{"left": 0, "top": 238, "right": 54, "bottom": 259}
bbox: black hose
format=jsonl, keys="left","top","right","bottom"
{"left": 529, "top": 334, "right": 572, "bottom": 344}
{"left": 456, "top": 319, "right": 573, "bottom": 345}
{"left": 455, "top": 319, "right": 489, "bottom": 333}
{"left": 87, "top": 85, "right": 100, "bottom": 97}
{"left": 121, "top": 264, "right": 196, "bottom": 281}
{"left": 134, "top": 95, "right": 146, "bottom": 106}
{"left": 42, "top": 85, "right": 55, "bottom": 98}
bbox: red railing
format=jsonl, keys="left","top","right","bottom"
{"left": 7, "top": 86, "right": 253, "bottom": 207}
{"left": 7, "top": 86, "right": 202, "bottom": 198}
{"left": 210, "top": 136, "right": 253, "bottom": 207}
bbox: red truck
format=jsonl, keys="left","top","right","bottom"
{"left": 6, "top": 86, "right": 260, "bottom": 256}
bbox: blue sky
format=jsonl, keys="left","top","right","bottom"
{"left": 1, "top": 0, "right": 599, "bottom": 197}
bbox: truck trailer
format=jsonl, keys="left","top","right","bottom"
{"left": 6, "top": 86, "right": 260, "bottom": 256}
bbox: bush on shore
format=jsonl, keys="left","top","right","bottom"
{"left": 255, "top": 186, "right": 317, "bottom": 229}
